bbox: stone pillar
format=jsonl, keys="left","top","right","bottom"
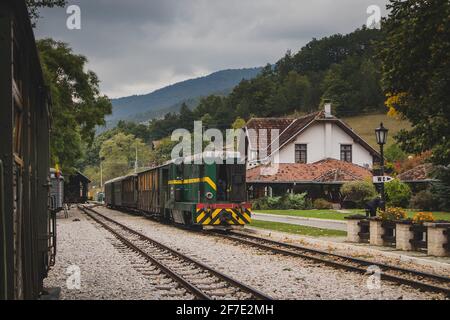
{"left": 370, "top": 220, "right": 384, "bottom": 246}
{"left": 346, "top": 219, "right": 361, "bottom": 242}
{"left": 426, "top": 223, "right": 449, "bottom": 257}
{"left": 396, "top": 223, "right": 414, "bottom": 251}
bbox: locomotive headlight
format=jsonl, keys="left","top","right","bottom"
{"left": 205, "top": 192, "right": 214, "bottom": 200}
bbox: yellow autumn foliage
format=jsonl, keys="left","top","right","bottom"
{"left": 385, "top": 92, "right": 408, "bottom": 118}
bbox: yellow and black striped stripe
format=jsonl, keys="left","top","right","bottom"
{"left": 195, "top": 207, "right": 252, "bottom": 225}
{"left": 168, "top": 177, "right": 217, "bottom": 191}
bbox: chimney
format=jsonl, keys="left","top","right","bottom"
{"left": 324, "top": 102, "right": 332, "bottom": 118}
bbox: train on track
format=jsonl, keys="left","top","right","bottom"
{"left": 0, "top": 0, "right": 57, "bottom": 300}
{"left": 105, "top": 152, "right": 252, "bottom": 230}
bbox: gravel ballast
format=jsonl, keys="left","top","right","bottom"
{"left": 75, "top": 206, "right": 447, "bottom": 300}
{"left": 45, "top": 208, "right": 190, "bottom": 300}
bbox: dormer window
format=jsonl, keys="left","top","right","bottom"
{"left": 341, "top": 145, "right": 352, "bottom": 163}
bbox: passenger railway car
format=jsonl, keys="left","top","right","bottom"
{"left": 122, "top": 174, "right": 138, "bottom": 209}
{"left": 0, "top": 0, "right": 56, "bottom": 299}
{"left": 105, "top": 152, "right": 252, "bottom": 229}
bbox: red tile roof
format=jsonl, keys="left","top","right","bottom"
{"left": 247, "top": 159, "right": 372, "bottom": 184}
{"left": 397, "top": 164, "right": 436, "bottom": 182}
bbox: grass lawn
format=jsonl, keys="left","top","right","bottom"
{"left": 254, "top": 209, "right": 350, "bottom": 220}
{"left": 254, "top": 209, "right": 450, "bottom": 221}
{"left": 249, "top": 220, "right": 347, "bottom": 237}
{"left": 343, "top": 113, "right": 411, "bottom": 149}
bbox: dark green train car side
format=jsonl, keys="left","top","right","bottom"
{"left": 104, "top": 174, "right": 138, "bottom": 210}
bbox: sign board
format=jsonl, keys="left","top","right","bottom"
{"left": 373, "top": 176, "right": 394, "bottom": 184}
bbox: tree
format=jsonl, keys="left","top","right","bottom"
{"left": 385, "top": 179, "right": 412, "bottom": 208}
{"left": 37, "top": 39, "right": 112, "bottom": 170}
{"left": 232, "top": 117, "right": 246, "bottom": 130}
{"left": 99, "top": 133, "right": 152, "bottom": 181}
{"left": 26, "top": 0, "right": 67, "bottom": 26}
{"left": 179, "top": 103, "right": 195, "bottom": 131}
{"left": 385, "top": 144, "right": 407, "bottom": 163}
{"left": 340, "top": 180, "right": 378, "bottom": 207}
{"left": 379, "top": 0, "right": 450, "bottom": 166}
{"left": 117, "top": 121, "right": 152, "bottom": 143}
{"left": 149, "top": 137, "right": 178, "bottom": 165}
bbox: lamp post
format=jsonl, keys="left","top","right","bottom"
{"left": 375, "top": 123, "right": 388, "bottom": 210}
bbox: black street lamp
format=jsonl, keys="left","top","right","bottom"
{"left": 375, "top": 123, "right": 388, "bottom": 210}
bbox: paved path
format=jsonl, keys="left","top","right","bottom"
{"left": 252, "top": 212, "right": 347, "bottom": 232}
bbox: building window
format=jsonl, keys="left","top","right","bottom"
{"left": 295, "top": 144, "right": 307, "bottom": 164}
{"left": 341, "top": 145, "right": 352, "bottom": 163}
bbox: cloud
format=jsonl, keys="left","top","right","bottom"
{"left": 35, "top": 0, "right": 388, "bottom": 98}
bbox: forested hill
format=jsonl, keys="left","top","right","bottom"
{"left": 109, "top": 67, "right": 263, "bottom": 122}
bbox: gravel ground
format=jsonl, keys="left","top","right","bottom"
{"left": 44, "top": 208, "right": 192, "bottom": 300}
{"left": 87, "top": 206, "right": 448, "bottom": 300}
{"left": 243, "top": 227, "right": 450, "bottom": 277}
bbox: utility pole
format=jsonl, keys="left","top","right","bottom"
{"left": 100, "top": 162, "right": 103, "bottom": 189}
{"left": 100, "top": 156, "right": 105, "bottom": 190}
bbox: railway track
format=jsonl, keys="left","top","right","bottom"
{"left": 209, "top": 231, "right": 450, "bottom": 297}
{"left": 77, "top": 205, "right": 272, "bottom": 300}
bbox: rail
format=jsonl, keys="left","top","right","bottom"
{"left": 214, "top": 231, "right": 450, "bottom": 297}
{"left": 79, "top": 205, "right": 272, "bottom": 300}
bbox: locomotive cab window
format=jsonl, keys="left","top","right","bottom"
{"left": 216, "top": 164, "right": 246, "bottom": 202}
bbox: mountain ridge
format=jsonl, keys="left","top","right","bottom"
{"left": 109, "top": 67, "right": 263, "bottom": 123}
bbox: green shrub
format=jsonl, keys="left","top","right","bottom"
{"left": 267, "top": 196, "right": 282, "bottom": 208}
{"left": 282, "top": 193, "right": 307, "bottom": 210}
{"left": 252, "top": 197, "right": 268, "bottom": 210}
{"left": 385, "top": 179, "right": 411, "bottom": 208}
{"left": 313, "top": 198, "right": 333, "bottom": 209}
{"left": 252, "top": 196, "right": 281, "bottom": 210}
{"left": 410, "top": 190, "right": 435, "bottom": 211}
{"left": 252, "top": 193, "right": 309, "bottom": 210}
{"left": 340, "top": 181, "right": 377, "bottom": 207}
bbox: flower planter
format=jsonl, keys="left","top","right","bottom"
{"left": 424, "top": 222, "right": 450, "bottom": 257}
{"left": 395, "top": 220, "right": 415, "bottom": 251}
{"left": 369, "top": 219, "right": 396, "bottom": 247}
{"left": 345, "top": 215, "right": 369, "bottom": 243}
{"left": 382, "top": 220, "right": 397, "bottom": 247}
{"left": 409, "top": 224, "right": 428, "bottom": 253}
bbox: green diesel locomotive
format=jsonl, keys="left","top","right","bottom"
{"left": 105, "top": 152, "right": 252, "bottom": 229}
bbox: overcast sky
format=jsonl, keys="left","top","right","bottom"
{"left": 35, "top": 0, "right": 389, "bottom": 99}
